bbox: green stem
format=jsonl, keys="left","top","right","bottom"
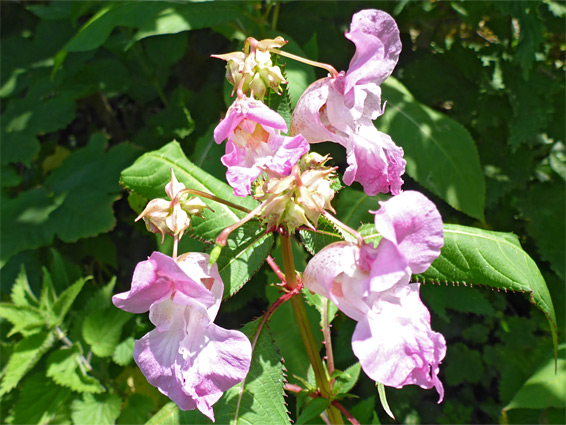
{"left": 280, "top": 234, "right": 343, "bottom": 424}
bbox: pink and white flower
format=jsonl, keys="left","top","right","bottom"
{"left": 302, "top": 191, "right": 446, "bottom": 400}
{"left": 214, "top": 96, "right": 310, "bottom": 196}
{"left": 112, "top": 251, "right": 252, "bottom": 421}
{"left": 291, "top": 9, "right": 405, "bottom": 196}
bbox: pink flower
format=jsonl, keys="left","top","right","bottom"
{"left": 112, "top": 251, "right": 252, "bottom": 421}
{"left": 290, "top": 9, "right": 405, "bottom": 196}
{"left": 303, "top": 191, "right": 446, "bottom": 400}
{"left": 214, "top": 96, "right": 310, "bottom": 196}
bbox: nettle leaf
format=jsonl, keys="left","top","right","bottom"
{"left": 12, "top": 372, "right": 72, "bottom": 425}
{"left": 0, "top": 330, "right": 55, "bottom": 396}
{"left": 0, "top": 303, "right": 44, "bottom": 337}
{"left": 211, "top": 317, "right": 291, "bottom": 425}
{"left": 10, "top": 265, "right": 39, "bottom": 306}
{"left": 46, "top": 345, "right": 104, "bottom": 394}
{"left": 120, "top": 141, "right": 257, "bottom": 242}
{"left": 332, "top": 362, "right": 361, "bottom": 396}
{"left": 378, "top": 77, "right": 485, "bottom": 221}
{"left": 70, "top": 393, "right": 122, "bottom": 425}
{"left": 82, "top": 307, "right": 131, "bottom": 358}
{"left": 214, "top": 221, "right": 274, "bottom": 300}
{"left": 112, "top": 336, "right": 135, "bottom": 367}
{"left": 1, "top": 134, "right": 139, "bottom": 262}
{"left": 51, "top": 277, "right": 88, "bottom": 328}
{"left": 415, "top": 224, "right": 558, "bottom": 351}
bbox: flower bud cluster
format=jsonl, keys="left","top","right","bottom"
{"left": 213, "top": 37, "right": 288, "bottom": 99}
{"left": 253, "top": 152, "right": 338, "bottom": 233}
{"left": 136, "top": 169, "right": 209, "bottom": 243}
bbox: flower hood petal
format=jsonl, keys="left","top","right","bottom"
{"left": 373, "top": 191, "right": 443, "bottom": 274}
{"left": 344, "top": 9, "right": 402, "bottom": 93}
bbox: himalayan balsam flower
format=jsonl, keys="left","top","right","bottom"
{"left": 112, "top": 251, "right": 252, "bottom": 421}
{"left": 291, "top": 9, "right": 405, "bottom": 196}
{"left": 303, "top": 191, "right": 446, "bottom": 400}
{"left": 214, "top": 96, "right": 309, "bottom": 196}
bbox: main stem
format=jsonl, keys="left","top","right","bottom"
{"left": 280, "top": 234, "right": 343, "bottom": 424}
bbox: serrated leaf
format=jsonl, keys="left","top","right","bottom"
{"left": 0, "top": 330, "right": 55, "bottom": 396}
{"left": 46, "top": 346, "right": 104, "bottom": 393}
{"left": 332, "top": 362, "right": 361, "bottom": 396}
{"left": 296, "top": 397, "right": 330, "bottom": 425}
{"left": 214, "top": 221, "right": 274, "bottom": 299}
{"left": 10, "top": 265, "right": 38, "bottom": 306}
{"left": 302, "top": 290, "right": 339, "bottom": 328}
{"left": 82, "top": 307, "right": 131, "bottom": 358}
{"left": 299, "top": 216, "right": 348, "bottom": 255}
{"left": 85, "top": 277, "right": 116, "bottom": 314}
{"left": 51, "top": 277, "right": 88, "bottom": 328}
{"left": 416, "top": 223, "right": 558, "bottom": 352}
{"left": 378, "top": 77, "right": 485, "bottom": 221}
{"left": 211, "top": 317, "right": 291, "bottom": 425}
{"left": 120, "top": 141, "right": 257, "bottom": 243}
{"left": 12, "top": 372, "right": 72, "bottom": 425}
{"left": 39, "top": 267, "right": 57, "bottom": 323}
{"left": 71, "top": 393, "right": 122, "bottom": 425}
{"left": 112, "top": 336, "right": 135, "bottom": 366}
{"left": 0, "top": 303, "right": 44, "bottom": 337}
{"left": 504, "top": 344, "right": 566, "bottom": 411}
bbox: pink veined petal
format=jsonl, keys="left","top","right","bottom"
{"left": 303, "top": 242, "right": 368, "bottom": 321}
{"left": 214, "top": 97, "right": 287, "bottom": 144}
{"left": 373, "top": 191, "right": 444, "bottom": 274}
{"left": 351, "top": 283, "right": 446, "bottom": 402}
{"left": 266, "top": 133, "right": 310, "bottom": 175}
{"left": 367, "top": 240, "right": 411, "bottom": 295}
{"left": 134, "top": 300, "right": 196, "bottom": 410}
{"left": 344, "top": 9, "right": 402, "bottom": 93}
{"left": 180, "top": 319, "right": 252, "bottom": 422}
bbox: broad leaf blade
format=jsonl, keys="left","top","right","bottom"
{"left": 71, "top": 393, "right": 122, "bottom": 425}
{"left": 120, "top": 141, "right": 257, "bottom": 242}
{"left": 378, "top": 77, "right": 485, "bottom": 221}
{"left": 416, "top": 224, "right": 557, "bottom": 350}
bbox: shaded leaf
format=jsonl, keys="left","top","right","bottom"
{"left": 82, "top": 307, "right": 131, "bottom": 358}
{"left": 296, "top": 398, "right": 330, "bottom": 424}
{"left": 0, "top": 303, "right": 44, "bottom": 337}
{"left": 332, "top": 362, "right": 361, "bottom": 396}
{"left": 378, "top": 77, "right": 485, "bottom": 221}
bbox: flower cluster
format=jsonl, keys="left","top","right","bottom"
{"left": 112, "top": 251, "right": 252, "bottom": 421}
{"left": 303, "top": 191, "right": 446, "bottom": 400}
{"left": 116, "top": 7, "right": 447, "bottom": 421}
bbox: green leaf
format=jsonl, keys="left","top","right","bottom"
{"left": 71, "top": 393, "right": 122, "bottom": 425}
{"left": 51, "top": 277, "right": 88, "bottom": 328}
{"left": 416, "top": 224, "right": 558, "bottom": 352}
{"left": 335, "top": 188, "right": 389, "bottom": 229}
{"left": 299, "top": 216, "right": 350, "bottom": 255}
{"left": 214, "top": 221, "right": 274, "bottom": 299}
{"left": 0, "top": 303, "right": 44, "bottom": 337}
{"left": 46, "top": 346, "right": 104, "bottom": 394}
{"left": 302, "top": 290, "right": 339, "bottom": 328}
{"left": 296, "top": 398, "right": 330, "bottom": 425}
{"left": 503, "top": 343, "right": 566, "bottom": 411}
{"left": 12, "top": 372, "right": 72, "bottom": 425}
{"left": 1, "top": 134, "right": 139, "bottom": 262}
{"left": 332, "top": 362, "right": 361, "bottom": 396}
{"left": 378, "top": 77, "right": 485, "bottom": 221}
{"left": 82, "top": 307, "right": 131, "bottom": 358}
{"left": 112, "top": 336, "right": 135, "bottom": 367}
{"left": 212, "top": 317, "right": 291, "bottom": 425}
{"left": 145, "top": 402, "right": 181, "bottom": 425}
{"left": 10, "top": 265, "right": 38, "bottom": 306}
{"left": 120, "top": 141, "right": 257, "bottom": 242}
{"left": 377, "top": 382, "right": 395, "bottom": 420}
{"left": 0, "top": 330, "right": 55, "bottom": 396}
{"left": 444, "top": 343, "right": 484, "bottom": 386}
{"left": 117, "top": 393, "right": 155, "bottom": 424}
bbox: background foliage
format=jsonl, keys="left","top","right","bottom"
{"left": 1, "top": 1, "right": 564, "bottom": 424}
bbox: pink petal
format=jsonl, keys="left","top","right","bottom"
{"left": 343, "top": 126, "right": 405, "bottom": 196}
{"left": 303, "top": 242, "right": 368, "bottom": 321}
{"left": 351, "top": 283, "right": 446, "bottom": 402}
{"left": 344, "top": 9, "right": 402, "bottom": 93}
{"left": 373, "top": 191, "right": 443, "bottom": 274}
{"left": 214, "top": 97, "right": 287, "bottom": 144}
